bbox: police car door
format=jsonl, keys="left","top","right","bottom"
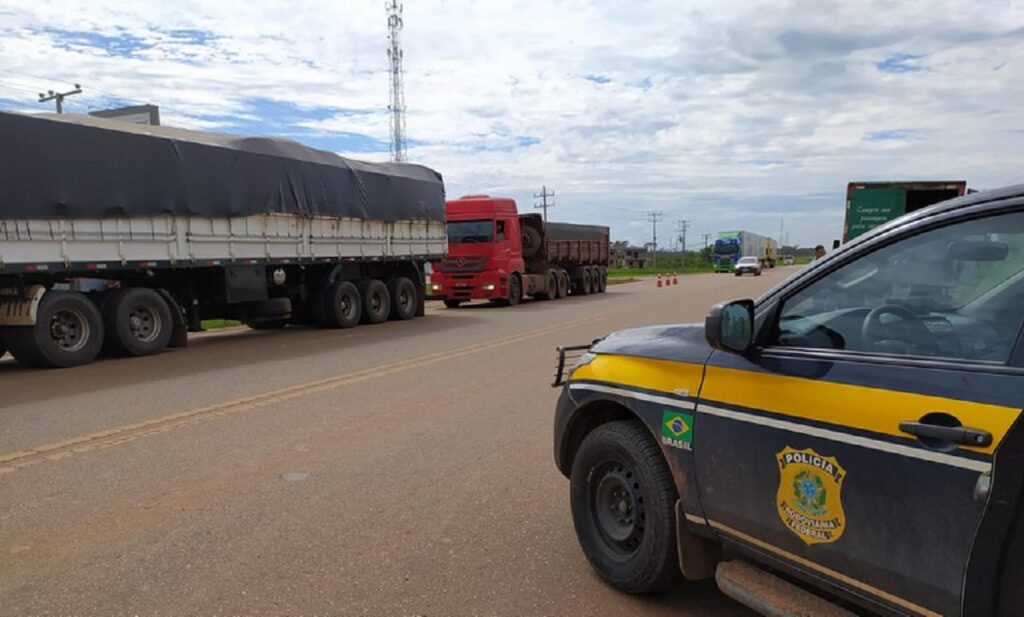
{"left": 693, "top": 206, "right": 1024, "bottom": 616}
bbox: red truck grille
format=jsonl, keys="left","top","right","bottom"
{"left": 436, "top": 256, "right": 488, "bottom": 273}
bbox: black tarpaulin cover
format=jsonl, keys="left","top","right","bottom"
{"left": 545, "top": 222, "right": 609, "bottom": 242}
{"left": 0, "top": 111, "right": 445, "bottom": 221}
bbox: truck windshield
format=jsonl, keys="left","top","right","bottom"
{"left": 714, "top": 242, "right": 737, "bottom": 254}
{"left": 448, "top": 220, "right": 494, "bottom": 244}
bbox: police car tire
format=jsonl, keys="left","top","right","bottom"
{"left": 570, "top": 421, "right": 681, "bottom": 593}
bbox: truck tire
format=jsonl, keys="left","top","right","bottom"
{"left": 7, "top": 290, "right": 105, "bottom": 368}
{"left": 556, "top": 270, "right": 569, "bottom": 299}
{"left": 597, "top": 267, "right": 608, "bottom": 293}
{"left": 521, "top": 226, "right": 543, "bottom": 258}
{"left": 570, "top": 421, "right": 681, "bottom": 594}
{"left": 507, "top": 274, "right": 522, "bottom": 306}
{"left": 359, "top": 279, "right": 391, "bottom": 324}
{"left": 536, "top": 271, "right": 557, "bottom": 300}
{"left": 580, "top": 268, "right": 593, "bottom": 295}
{"left": 443, "top": 299, "right": 463, "bottom": 309}
{"left": 322, "top": 280, "right": 362, "bottom": 328}
{"left": 102, "top": 287, "right": 174, "bottom": 356}
{"left": 388, "top": 276, "right": 418, "bottom": 321}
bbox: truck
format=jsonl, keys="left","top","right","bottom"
{"left": 430, "top": 195, "right": 609, "bottom": 307}
{"left": 712, "top": 231, "right": 777, "bottom": 272}
{"left": 844, "top": 180, "right": 967, "bottom": 243}
{"left": 0, "top": 111, "right": 446, "bottom": 368}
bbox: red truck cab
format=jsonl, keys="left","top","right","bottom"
{"left": 431, "top": 195, "right": 522, "bottom": 306}
{"left": 431, "top": 195, "right": 610, "bottom": 307}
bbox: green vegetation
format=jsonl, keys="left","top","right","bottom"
{"left": 201, "top": 319, "right": 242, "bottom": 330}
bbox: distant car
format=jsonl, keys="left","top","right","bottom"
{"left": 783, "top": 254, "right": 795, "bottom": 265}
{"left": 734, "top": 256, "right": 761, "bottom": 276}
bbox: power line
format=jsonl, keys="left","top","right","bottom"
{"left": 534, "top": 185, "right": 555, "bottom": 221}
{"left": 647, "top": 211, "right": 663, "bottom": 270}
{"left": 676, "top": 219, "right": 690, "bottom": 253}
{"left": 386, "top": 0, "right": 408, "bottom": 162}
{"left": 38, "top": 84, "right": 82, "bottom": 114}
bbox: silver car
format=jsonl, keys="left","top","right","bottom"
{"left": 734, "top": 255, "right": 762, "bottom": 276}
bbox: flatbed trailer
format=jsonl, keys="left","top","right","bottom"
{"left": 0, "top": 111, "right": 446, "bottom": 368}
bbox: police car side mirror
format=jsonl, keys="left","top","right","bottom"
{"left": 705, "top": 300, "right": 755, "bottom": 354}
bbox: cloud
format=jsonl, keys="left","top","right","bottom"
{"left": 876, "top": 53, "right": 925, "bottom": 73}
{"left": 0, "top": 0, "right": 1021, "bottom": 248}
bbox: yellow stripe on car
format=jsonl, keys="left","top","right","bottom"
{"left": 700, "top": 366, "right": 1020, "bottom": 455}
{"left": 570, "top": 354, "right": 704, "bottom": 398}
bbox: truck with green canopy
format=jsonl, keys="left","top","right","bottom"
{"left": 844, "top": 181, "right": 967, "bottom": 243}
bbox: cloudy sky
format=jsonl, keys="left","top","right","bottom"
{"left": 1, "top": 1, "right": 1022, "bottom": 248}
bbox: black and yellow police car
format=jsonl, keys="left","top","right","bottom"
{"left": 553, "top": 185, "right": 1024, "bottom": 616}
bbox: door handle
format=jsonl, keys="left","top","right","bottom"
{"left": 899, "top": 421, "right": 992, "bottom": 447}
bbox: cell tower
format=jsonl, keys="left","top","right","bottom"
{"left": 386, "top": 0, "right": 408, "bottom": 162}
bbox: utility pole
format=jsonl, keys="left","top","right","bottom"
{"left": 533, "top": 185, "right": 555, "bottom": 221}
{"left": 386, "top": 0, "right": 408, "bottom": 162}
{"left": 702, "top": 233, "right": 711, "bottom": 249}
{"left": 676, "top": 219, "right": 690, "bottom": 253}
{"left": 38, "top": 84, "right": 82, "bottom": 114}
{"left": 647, "top": 211, "right": 663, "bottom": 270}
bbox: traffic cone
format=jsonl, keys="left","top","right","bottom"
{"left": 673, "top": 273, "right": 679, "bottom": 285}
{"left": 656, "top": 274, "right": 662, "bottom": 288}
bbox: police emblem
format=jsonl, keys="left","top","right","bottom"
{"left": 775, "top": 446, "right": 846, "bottom": 545}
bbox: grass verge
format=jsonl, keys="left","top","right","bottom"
{"left": 201, "top": 319, "right": 243, "bottom": 330}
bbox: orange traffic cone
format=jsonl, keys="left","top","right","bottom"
{"left": 673, "top": 273, "right": 679, "bottom": 285}
{"left": 656, "top": 274, "right": 663, "bottom": 288}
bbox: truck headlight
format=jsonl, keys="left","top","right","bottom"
{"left": 429, "top": 283, "right": 442, "bottom": 292}
{"left": 482, "top": 283, "right": 496, "bottom": 291}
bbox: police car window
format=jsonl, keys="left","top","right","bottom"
{"left": 773, "top": 211, "right": 1024, "bottom": 363}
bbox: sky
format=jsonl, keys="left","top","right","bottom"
{"left": 0, "top": 0, "right": 1022, "bottom": 249}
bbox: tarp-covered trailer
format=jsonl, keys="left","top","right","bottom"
{"left": 0, "top": 111, "right": 447, "bottom": 368}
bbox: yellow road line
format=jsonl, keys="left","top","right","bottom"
{"left": 0, "top": 309, "right": 625, "bottom": 476}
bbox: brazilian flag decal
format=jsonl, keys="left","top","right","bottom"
{"left": 661, "top": 410, "right": 694, "bottom": 450}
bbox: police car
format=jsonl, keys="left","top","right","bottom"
{"left": 553, "top": 185, "right": 1024, "bottom": 616}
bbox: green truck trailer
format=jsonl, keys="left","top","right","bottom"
{"left": 843, "top": 181, "right": 967, "bottom": 243}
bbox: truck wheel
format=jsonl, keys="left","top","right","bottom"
{"left": 570, "top": 421, "right": 681, "bottom": 593}
{"left": 598, "top": 267, "right": 608, "bottom": 293}
{"left": 580, "top": 268, "right": 593, "bottom": 295}
{"left": 556, "top": 270, "right": 569, "bottom": 299}
{"left": 388, "top": 276, "right": 418, "bottom": 321}
{"left": 521, "top": 226, "right": 543, "bottom": 258}
{"left": 359, "top": 279, "right": 391, "bottom": 324}
{"left": 102, "top": 288, "right": 174, "bottom": 356}
{"left": 508, "top": 274, "right": 523, "bottom": 306}
{"left": 322, "top": 280, "right": 362, "bottom": 328}
{"left": 536, "top": 271, "right": 557, "bottom": 300}
{"left": 443, "top": 299, "right": 463, "bottom": 309}
{"left": 7, "top": 291, "right": 105, "bottom": 368}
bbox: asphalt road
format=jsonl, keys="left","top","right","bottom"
{"left": 0, "top": 268, "right": 795, "bottom": 616}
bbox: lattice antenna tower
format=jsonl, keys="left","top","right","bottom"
{"left": 387, "top": 0, "right": 408, "bottom": 162}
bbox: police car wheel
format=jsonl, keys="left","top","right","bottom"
{"left": 570, "top": 420, "right": 681, "bottom": 593}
